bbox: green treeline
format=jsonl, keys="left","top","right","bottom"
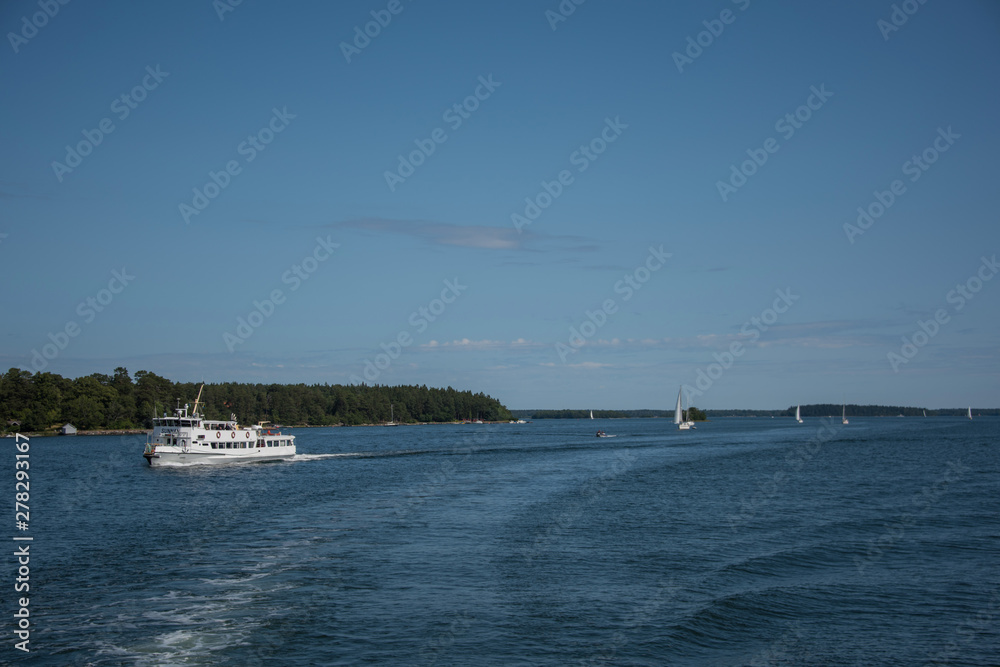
{"left": 517, "top": 405, "right": 993, "bottom": 419}
{"left": 782, "top": 404, "right": 938, "bottom": 418}
{"left": 0, "top": 367, "right": 512, "bottom": 432}
{"left": 521, "top": 408, "right": 707, "bottom": 421}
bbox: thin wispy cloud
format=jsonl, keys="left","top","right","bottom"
{"left": 329, "top": 217, "right": 601, "bottom": 255}
{"left": 332, "top": 217, "right": 523, "bottom": 250}
{"left": 422, "top": 338, "right": 542, "bottom": 350}
{"left": 0, "top": 180, "right": 53, "bottom": 201}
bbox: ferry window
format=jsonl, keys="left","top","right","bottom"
{"left": 210, "top": 443, "right": 216, "bottom": 449}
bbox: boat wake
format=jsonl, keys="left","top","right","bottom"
{"left": 290, "top": 453, "right": 357, "bottom": 461}
{"left": 291, "top": 450, "right": 428, "bottom": 461}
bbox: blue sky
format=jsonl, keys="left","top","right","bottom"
{"left": 1, "top": 0, "right": 998, "bottom": 410}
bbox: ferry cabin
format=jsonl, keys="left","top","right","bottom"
{"left": 151, "top": 416, "right": 291, "bottom": 450}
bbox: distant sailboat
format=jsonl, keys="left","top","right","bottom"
{"left": 842, "top": 403, "right": 849, "bottom": 425}
{"left": 795, "top": 405, "right": 803, "bottom": 423}
{"left": 923, "top": 409, "right": 927, "bottom": 417}
{"left": 385, "top": 403, "right": 397, "bottom": 427}
{"left": 968, "top": 407, "right": 973, "bottom": 420}
{"left": 590, "top": 410, "right": 594, "bottom": 420}
{"left": 675, "top": 387, "right": 695, "bottom": 430}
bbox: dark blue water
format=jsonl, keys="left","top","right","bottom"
{"left": 4, "top": 417, "right": 998, "bottom": 665}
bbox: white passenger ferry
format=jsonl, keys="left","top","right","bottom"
{"left": 143, "top": 387, "right": 295, "bottom": 466}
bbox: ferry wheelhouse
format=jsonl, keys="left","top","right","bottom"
{"left": 143, "top": 387, "right": 295, "bottom": 466}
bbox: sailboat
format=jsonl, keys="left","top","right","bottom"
{"left": 795, "top": 405, "right": 803, "bottom": 423}
{"left": 674, "top": 387, "right": 695, "bottom": 430}
{"left": 384, "top": 403, "right": 397, "bottom": 427}
{"left": 590, "top": 410, "right": 594, "bottom": 420}
{"left": 968, "top": 407, "right": 973, "bottom": 420}
{"left": 923, "top": 409, "right": 927, "bottom": 418}
{"left": 842, "top": 403, "right": 849, "bottom": 425}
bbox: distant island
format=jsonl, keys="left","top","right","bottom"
{"left": 0, "top": 367, "right": 513, "bottom": 435}
{"left": 514, "top": 405, "right": 995, "bottom": 419}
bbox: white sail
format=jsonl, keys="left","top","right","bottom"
{"left": 675, "top": 386, "right": 694, "bottom": 429}
{"left": 795, "top": 405, "right": 802, "bottom": 423}
{"left": 968, "top": 407, "right": 973, "bottom": 420}
{"left": 590, "top": 410, "right": 594, "bottom": 420}
{"left": 842, "top": 403, "right": 848, "bottom": 425}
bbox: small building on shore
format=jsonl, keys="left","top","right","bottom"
{"left": 59, "top": 423, "right": 77, "bottom": 436}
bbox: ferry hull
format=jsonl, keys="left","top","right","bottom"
{"left": 144, "top": 447, "right": 295, "bottom": 466}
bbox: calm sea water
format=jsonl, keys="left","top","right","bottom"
{"left": 4, "top": 417, "right": 998, "bottom": 666}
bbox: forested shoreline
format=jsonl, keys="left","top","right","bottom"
{"left": 0, "top": 367, "right": 512, "bottom": 432}
{"left": 515, "top": 405, "right": 994, "bottom": 419}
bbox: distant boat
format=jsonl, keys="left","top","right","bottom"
{"left": 968, "top": 407, "right": 973, "bottom": 420}
{"left": 590, "top": 410, "right": 594, "bottom": 420}
{"left": 674, "top": 387, "right": 695, "bottom": 430}
{"left": 795, "top": 405, "right": 803, "bottom": 423}
{"left": 842, "top": 403, "right": 849, "bottom": 425}
{"left": 385, "top": 403, "right": 397, "bottom": 427}
{"left": 923, "top": 409, "right": 927, "bottom": 417}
